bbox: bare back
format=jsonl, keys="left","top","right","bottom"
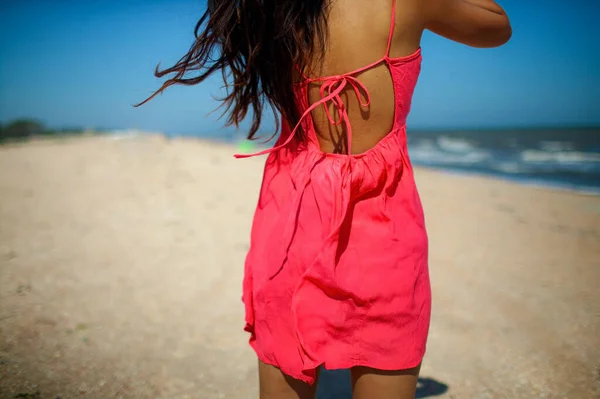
{"left": 306, "top": 0, "right": 422, "bottom": 154}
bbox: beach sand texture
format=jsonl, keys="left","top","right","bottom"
{"left": 1, "top": 135, "right": 599, "bottom": 398}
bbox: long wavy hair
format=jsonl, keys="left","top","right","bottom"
{"left": 136, "top": 0, "right": 329, "bottom": 140}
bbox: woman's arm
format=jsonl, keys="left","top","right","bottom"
{"left": 422, "top": 0, "right": 512, "bottom": 48}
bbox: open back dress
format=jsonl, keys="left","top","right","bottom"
{"left": 234, "top": 0, "right": 431, "bottom": 384}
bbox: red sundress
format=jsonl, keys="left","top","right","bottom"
{"left": 234, "top": 0, "right": 431, "bottom": 385}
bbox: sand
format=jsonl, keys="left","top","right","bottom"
{"left": 0, "top": 134, "right": 598, "bottom": 399}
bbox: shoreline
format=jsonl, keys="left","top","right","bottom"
{"left": 416, "top": 164, "right": 600, "bottom": 197}
{"left": 4, "top": 132, "right": 598, "bottom": 197}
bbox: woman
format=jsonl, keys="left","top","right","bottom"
{"left": 139, "top": 0, "right": 511, "bottom": 397}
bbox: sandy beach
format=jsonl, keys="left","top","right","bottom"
{"left": 1, "top": 134, "right": 599, "bottom": 399}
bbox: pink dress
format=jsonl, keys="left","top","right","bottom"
{"left": 234, "top": 0, "right": 430, "bottom": 385}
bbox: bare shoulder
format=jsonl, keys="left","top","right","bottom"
{"left": 328, "top": 0, "right": 406, "bottom": 45}
{"left": 323, "top": 0, "right": 424, "bottom": 63}
{"left": 388, "top": 0, "right": 427, "bottom": 55}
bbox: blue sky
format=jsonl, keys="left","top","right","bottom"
{"left": 0, "top": 0, "right": 598, "bottom": 137}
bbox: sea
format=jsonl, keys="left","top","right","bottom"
{"left": 177, "top": 126, "right": 600, "bottom": 195}
{"left": 404, "top": 127, "right": 600, "bottom": 194}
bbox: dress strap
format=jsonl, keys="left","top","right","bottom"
{"left": 385, "top": 0, "right": 396, "bottom": 57}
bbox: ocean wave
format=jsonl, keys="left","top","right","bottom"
{"left": 539, "top": 140, "right": 575, "bottom": 152}
{"left": 521, "top": 150, "right": 600, "bottom": 164}
{"left": 436, "top": 136, "right": 478, "bottom": 153}
{"left": 405, "top": 128, "right": 600, "bottom": 193}
{"left": 409, "top": 145, "right": 491, "bottom": 165}
{"left": 491, "top": 162, "right": 525, "bottom": 174}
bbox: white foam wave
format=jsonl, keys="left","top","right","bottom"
{"left": 409, "top": 145, "right": 491, "bottom": 165}
{"left": 521, "top": 150, "right": 600, "bottom": 164}
{"left": 436, "top": 136, "right": 477, "bottom": 153}
{"left": 492, "top": 162, "right": 524, "bottom": 174}
{"left": 539, "top": 141, "right": 575, "bottom": 152}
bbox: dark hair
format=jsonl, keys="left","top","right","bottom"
{"left": 136, "top": 0, "right": 328, "bottom": 140}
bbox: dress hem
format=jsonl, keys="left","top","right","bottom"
{"left": 247, "top": 332, "right": 426, "bottom": 386}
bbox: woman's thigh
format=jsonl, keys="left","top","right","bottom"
{"left": 351, "top": 364, "right": 421, "bottom": 399}
{"left": 258, "top": 360, "right": 319, "bottom": 399}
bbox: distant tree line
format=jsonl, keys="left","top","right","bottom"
{"left": 0, "top": 118, "right": 85, "bottom": 143}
